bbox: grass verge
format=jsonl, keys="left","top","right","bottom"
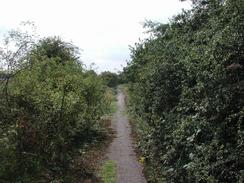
{"left": 109, "top": 100, "right": 117, "bottom": 114}
{"left": 100, "top": 160, "right": 117, "bottom": 183}
{"left": 77, "top": 118, "right": 115, "bottom": 183}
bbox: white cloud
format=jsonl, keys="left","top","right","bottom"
{"left": 0, "top": 0, "right": 191, "bottom": 72}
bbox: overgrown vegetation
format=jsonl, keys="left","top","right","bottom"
{"left": 0, "top": 27, "right": 113, "bottom": 182}
{"left": 100, "top": 71, "right": 120, "bottom": 88}
{"left": 123, "top": 0, "right": 244, "bottom": 182}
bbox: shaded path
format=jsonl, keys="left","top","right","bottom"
{"left": 107, "top": 89, "right": 147, "bottom": 183}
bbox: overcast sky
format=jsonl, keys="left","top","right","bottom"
{"left": 0, "top": 0, "right": 191, "bottom": 73}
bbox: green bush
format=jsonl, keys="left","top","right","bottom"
{"left": 99, "top": 71, "right": 119, "bottom": 88}
{"left": 124, "top": 0, "right": 244, "bottom": 182}
{"left": 0, "top": 37, "right": 110, "bottom": 182}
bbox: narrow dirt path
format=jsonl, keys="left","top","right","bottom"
{"left": 107, "top": 89, "right": 147, "bottom": 183}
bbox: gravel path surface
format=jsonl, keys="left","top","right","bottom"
{"left": 107, "top": 89, "right": 147, "bottom": 183}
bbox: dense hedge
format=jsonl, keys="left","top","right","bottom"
{"left": 123, "top": 0, "right": 244, "bottom": 182}
{"left": 0, "top": 37, "right": 111, "bottom": 182}
{"left": 99, "top": 71, "right": 120, "bottom": 88}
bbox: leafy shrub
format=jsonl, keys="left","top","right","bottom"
{"left": 0, "top": 37, "right": 111, "bottom": 182}
{"left": 123, "top": 0, "right": 244, "bottom": 182}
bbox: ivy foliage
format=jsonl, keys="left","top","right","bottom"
{"left": 123, "top": 0, "right": 244, "bottom": 182}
